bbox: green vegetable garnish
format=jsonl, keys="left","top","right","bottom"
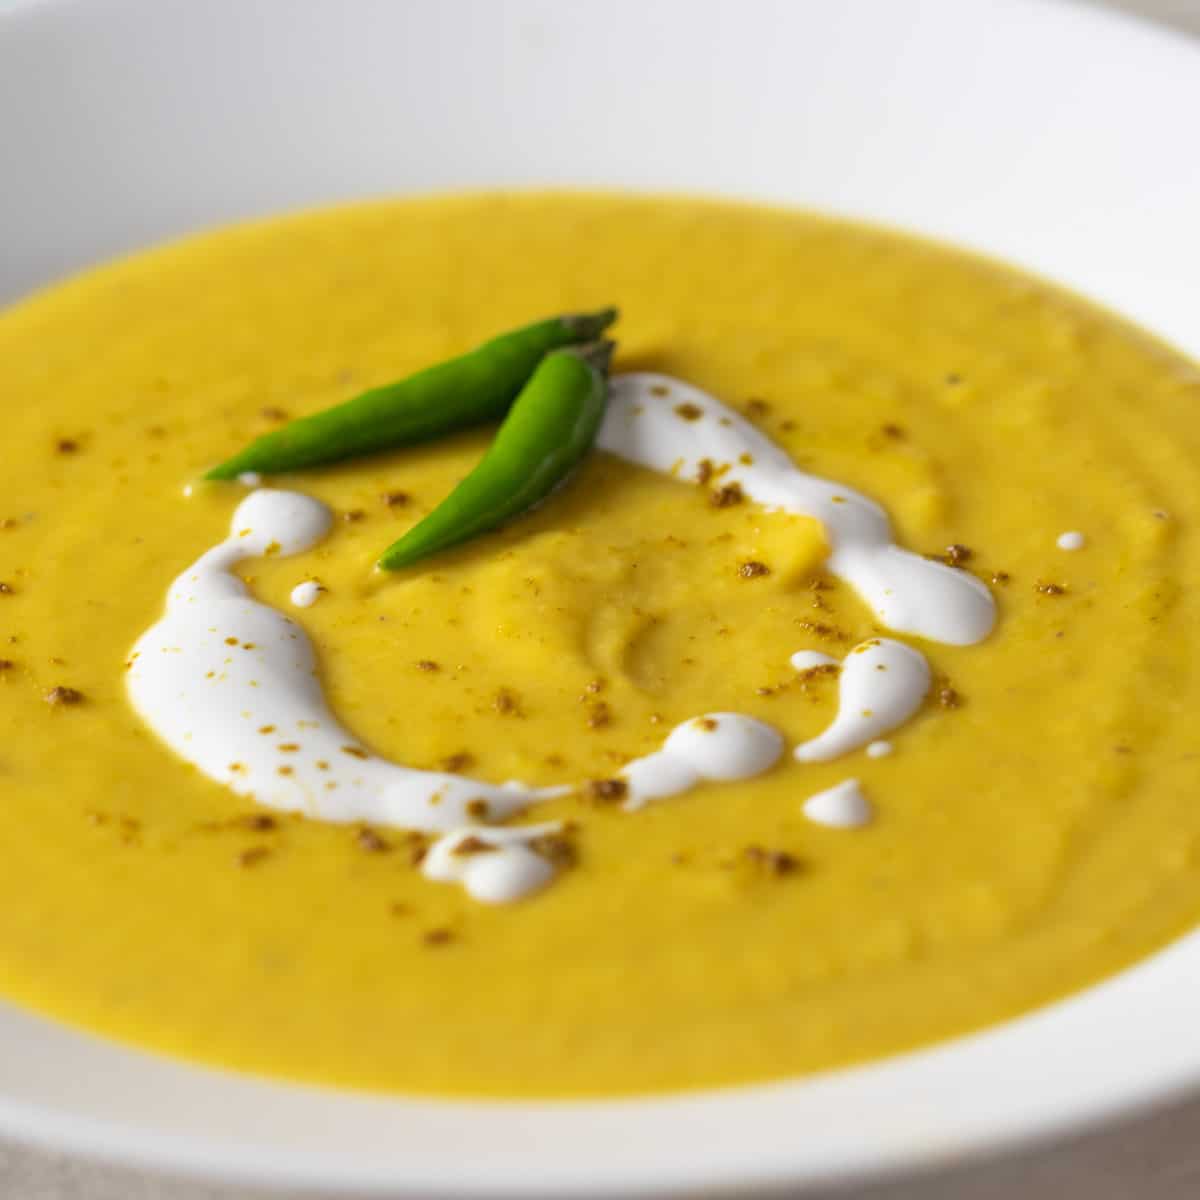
{"left": 205, "top": 308, "right": 617, "bottom": 479}
{"left": 378, "top": 341, "right": 613, "bottom": 570}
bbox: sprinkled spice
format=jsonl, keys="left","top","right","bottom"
{"left": 1036, "top": 582, "right": 1068, "bottom": 596}
{"left": 465, "top": 797, "right": 490, "bottom": 819}
{"left": 0, "top": 659, "right": 13, "bottom": 671}
{"left": 236, "top": 813, "right": 277, "bottom": 832}
{"left": 442, "top": 751, "right": 475, "bottom": 773}
{"left": 389, "top": 902, "right": 411, "bottom": 917}
{"left": 937, "top": 686, "right": 963, "bottom": 709}
{"left": 991, "top": 571, "right": 1011, "bottom": 585}
{"left": 277, "top": 742, "right": 300, "bottom": 753}
{"left": 450, "top": 835, "right": 498, "bottom": 857}
{"left": 276, "top": 765, "right": 294, "bottom": 777}
{"left": 423, "top": 928, "right": 454, "bottom": 947}
{"left": 738, "top": 560, "right": 770, "bottom": 579}
{"left": 493, "top": 687, "right": 522, "bottom": 716}
{"left": 381, "top": 490, "right": 411, "bottom": 507}
{"left": 942, "top": 544, "right": 973, "bottom": 567}
{"left": 237, "top": 846, "right": 271, "bottom": 868}
{"left": 0, "top": 582, "right": 14, "bottom": 595}
{"left": 531, "top": 832, "right": 577, "bottom": 867}
{"left": 674, "top": 402, "right": 703, "bottom": 421}
{"left": 881, "top": 423, "right": 906, "bottom": 439}
{"left": 45, "top": 686, "right": 84, "bottom": 706}
{"left": 746, "top": 398, "right": 770, "bottom": 417}
{"left": 416, "top": 659, "right": 440, "bottom": 672}
{"left": 586, "top": 701, "right": 612, "bottom": 729}
{"left": 696, "top": 458, "right": 715, "bottom": 485}
{"left": 649, "top": 384, "right": 670, "bottom": 397}
{"left": 744, "top": 846, "right": 800, "bottom": 876}
{"left": 258, "top": 724, "right": 276, "bottom": 734}
{"left": 260, "top": 406, "right": 289, "bottom": 421}
{"left": 55, "top": 438, "right": 79, "bottom": 454}
{"left": 696, "top": 717, "right": 719, "bottom": 732}
{"left": 585, "top": 778, "right": 628, "bottom": 803}
{"left": 1, "top": 518, "right": 18, "bottom": 531}
{"left": 356, "top": 826, "right": 391, "bottom": 853}
{"left": 711, "top": 482, "right": 744, "bottom": 508}
{"left": 795, "top": 619, "right": 848, "bottom": 642}
{"left": 341, "top": 745, "right": 369, "bottom": 759}
{"left": 342, "top": 509, "right": 366, "bottom": 523}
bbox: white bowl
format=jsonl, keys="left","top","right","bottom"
{"left": 2, "top": 1, "right": 1199, "bottom": 1196}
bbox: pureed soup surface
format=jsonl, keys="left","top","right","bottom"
{"left": 1, "top": 193, "right": 1199, "bottom": 1096}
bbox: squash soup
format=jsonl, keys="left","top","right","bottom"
{"left": 1, "top": 193, "right": 1198, "bottom": 1096}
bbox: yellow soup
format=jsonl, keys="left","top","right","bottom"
{"left": 1, "top": 193, "right": 1199, "bottom": 1096}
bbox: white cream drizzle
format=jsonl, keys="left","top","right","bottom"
{"left": 1057, "top": 530, "right": 1086, "bottom": 551}
{"left": 794, "top": 638, "right": 931, "bottom": 763}
{"left": 803, "top": 779, "right": 874, "bottom": 828}
{"left": 421, "top": 823, "right": 563, "bottom": 904}
{"left": 866, "top": 740, "right": 894, "bottom": 759}
{"left": 134, "top": 373, "right": 996, "bottom": 902}
{"left": 289, "top": 580, "right": 323, "bottom": 608}
{"left": 619, "top": 714, "right": 784, "bottom": 812}
{"left": 599, "top": 374, "right": 996, "bottom": 646}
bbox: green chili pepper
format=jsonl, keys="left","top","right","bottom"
{"left": 378, "top": 340, "right": 613, "bottom": 571}
{"left": 205, "top": 308, "right": 617, "bottom": 480}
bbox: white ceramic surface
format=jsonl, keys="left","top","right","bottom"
{"left": 1, "top": 0, "right": 1199, "bottom": 1196}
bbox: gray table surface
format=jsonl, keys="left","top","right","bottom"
{"left": 3, "top": 0, "right": 1200, "bottom": 1196}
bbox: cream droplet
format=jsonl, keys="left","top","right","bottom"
{"left": 1057, "top": 530, "right": 1086, "bottom": 551}
{"left": 290, "top": 580, "right": 323, "bottom": 608}
{"left": 866, "top": 740, "right": 893, "bottom": 758}
{"left": 803, "top": 779, "right": 873, "bottom": 828}
{"left": 238, "top": 471, "right": 263, "bottom": 487}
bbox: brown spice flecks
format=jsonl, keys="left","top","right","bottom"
{"left": 341, "top": 745, "right": 369, "bottom": 759}
{"left": 416, "top": 659, "right": 440, "bottom": 672}
{"left": 696, "top": 717, "right": 719, "bottom": 732}
{"left": 586, "top": 778, "right": 628, "bottom": 803}
{"left": 55, "top": 438, "right": 79, "bottom": 454}
{"left": 991, "top": 571, "right": 1011, "bottom": 586}
{"left": 277, "top": 742, "right": 300, "bottom": 753}
{"left": 945, "top": 372, "right": 963, "bottom": 385}
{"left": 1, "top": 518, "right": 19, "bottom": 530}
{"left": 746, "top": 398, "right": 770, "bottom": 418}
{"left": 442, "top": 751, "right": 475, "bottom": 773}
{"left": 493, "top": 687, "right": 521, "bottom": 716}
{"left": 260, "top": 406, "right": 289, "bottom": 421}
{"left": 943, "top": 544, "right": 973, "bottom": 567}
{"left": 696, "top": 458, "right": 715, "bottom": 486}
{"left": 796, "top": 663, "right": 839, "bottom": 687}
{"left": 0, "top": 659, "right": 13, "bottom": 671}
{"left": 356, "top": 826, "right": 391, "bottom": 853}
{"left": 738, "top": 560, "right": 771, "bottom": 579}
{"left": 45, "top": 686, "right": 84, "bottom": 706}
{"left": 582, "top": 678, "right": 606, "bottom": 696}
{"left": 881, "top": 423, "right": 906, "bottom": 440}
{"left": 937, "top": 686, "right": 963, "bottom": 709}
{"left": 409, "top": 842, "right": 429, "bottom": 867}
{"left": 465, "top": 797, "right": 490, "bottom": 819}
{"left": 389, "top": 902, "right": 411, "bottom": 917}
{"left": 530, "top": 833, "right": 577, "bottom": 868}
{"left": 586, "top": 701, "right": 612, "bottom": 729}
{"left": 738, "top": 452, "right": 754, "bottom": 466}
{"left": 258, "top": 724, "right": 276, "bottom": 734}
{"left": 342, "top": 509, "right": 366, "bottom": 523}
{"left": 451, "top": 835, "right": 498, "bottom": 857}
{"left": 711, "top": 482, "right": 744, "bottom": 508}
{"left": 237, "top": 846, "right": 271, "bottom": 868}
{"left": 276, "top": 765, "right": 294, "bottom": 777}
{"left": 225, "top": 637, "right": 239, "bottom": 646}
{"left": 381, "top": 490, "right": 411, "bottom": 508}
{"left": 650, "top": 384, "right": 670, "bottom": 397}
{"left": 1036, "top": 582, "right": 1068, "bottom": 596}
{"left": 0, "top": 582, "right": 14, "bottom": 595}
{"left": 674, "top": 402, "right": 703, "bottom": 421}
{"left": 795, "top": 619, "right": 848, "bottom": 642}
{"left": 744, "top": 845, "right": 800, "bottom": 876}
{"left": 236, "top": 813, "right": 277, "bottom": 832}
{"left": 423, "top": 928, "right": 454, "bottom": 946}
